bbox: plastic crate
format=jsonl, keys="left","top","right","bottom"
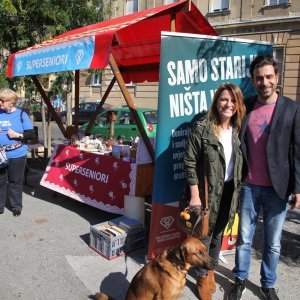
{"left": 89, "top": 221, "right": 146, "bottom": 260}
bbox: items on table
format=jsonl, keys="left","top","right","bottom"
{"left": 67, "top": 134, "right": 139, "bottom": 162}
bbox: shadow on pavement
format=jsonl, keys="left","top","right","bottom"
{"left": 96, "top": 271, "right": 130, "bottom": 299}
{"left": 185, "top": 208, "right": 300, "bottom": 300}
{"left": 22, "top": 164, "right": 119, "bottom": 226}
{"left": 252, "top": 210, "right": 300, "bottom": 265}
{"left": 88, "top": 248, "right": 148, "bottom": 299}
{"left": 21, "top": 159, "right": 300, "bottom": 300}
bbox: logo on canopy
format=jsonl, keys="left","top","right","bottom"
{"left": 75, "top": 50, "right": 84, "bottom": 65}
{"left": 17, "top": 61, "right": 22, "bottom": 72}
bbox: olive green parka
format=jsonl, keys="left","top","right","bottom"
{"left": 184, "top": 116, "right": 243, "bottom": 236}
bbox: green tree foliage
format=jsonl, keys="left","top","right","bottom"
{"left": 0, "top": 0, "right": 113, "bottom": 95}
{"left": 49, "top": 71, "right": 74, "bottom": 101}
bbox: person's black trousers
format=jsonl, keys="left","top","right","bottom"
{"left": 0, "top": 155, "right": 27, "bottom": 213}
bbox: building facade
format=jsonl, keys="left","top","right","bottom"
{"left": 79, "top": 0, "right": 300, "bottom": 107}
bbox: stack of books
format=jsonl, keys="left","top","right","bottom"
{"left": 95, "top": 224, "right": 126, "bottom": 238}
{"left": 108, "top": 215, "right": 143, "bottom": 232}
{"left": 95, "top": 216, "right": 143, "bottom": 237}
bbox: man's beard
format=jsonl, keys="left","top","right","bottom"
{"left": 257, "top": 85, "right": 277, "bottom": 99}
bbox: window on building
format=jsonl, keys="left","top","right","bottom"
{"left": 126, "top": 0, "right": 138, "bottom": 14}
{"left": 164, "top": 0, "right": 180, "bottom": 4}
{"left": 91, "top": 73, "right": 102, "bottom": 86}
{"left": 273, "top": 47, "right": 284, "bottom": 85}
{"left": 268, "top": 0, "right": 287, "bottom": 5}
{"left": 210, "top": 0, "right": 229, "bottom": 12}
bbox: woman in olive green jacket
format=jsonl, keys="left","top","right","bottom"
{"left": 184, "top": 83, "right": 245, "bottom": 300}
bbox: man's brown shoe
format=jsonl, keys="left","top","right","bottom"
{"left": 197, "top": 275, "right": 212, "bottom": 300}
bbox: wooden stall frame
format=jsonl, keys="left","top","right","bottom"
{"left": 9, "top": 0, "right": 217, "bottom": 163}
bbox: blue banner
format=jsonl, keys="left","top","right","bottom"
{"left": 13, "top": 37, "right": 95, "bottom": 76}
{"left": 148, "top": 32, "right": 272, "bottom": 259}
{"left": 153, "top": 33, "right": 272, "bottom": 205}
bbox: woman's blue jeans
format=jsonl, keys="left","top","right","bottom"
{"left": 233, "top": 183, "right": 288, "bottom": 288}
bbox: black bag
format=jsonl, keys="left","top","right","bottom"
{"left": 177, "top": 176, "right": 210, "bottom": 239}
{"left": 0, "top": 146, "right": 8, "bottom": 169}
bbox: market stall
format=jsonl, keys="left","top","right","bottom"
{"left": 40, "top": 143, "right": 153, "bottom": 214}
{"left": 7, "top": 1, "right": 217, "bottom": 213}
{"left": 7, "top": 0, "right": 217, "bottom": 162}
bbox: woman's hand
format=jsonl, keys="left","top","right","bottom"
{"left": 7, "top": 128, "right": 21, "bottom": 139}
{"left": 189, "top": 185, "right": 202, "bottom": 206}
{"left": 290, "top": 194, "right": 300, "bottom": 209}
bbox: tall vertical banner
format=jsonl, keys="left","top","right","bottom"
{"left": 148, "top": 32, "right": 272, "bottom": 259}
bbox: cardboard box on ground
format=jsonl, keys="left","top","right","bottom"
{"left": 89, "top": 216, "right": 146, "bottom": 260}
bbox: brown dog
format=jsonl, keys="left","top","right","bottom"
{"left": 94, "top": 236, "right": 216, "bottom": 300}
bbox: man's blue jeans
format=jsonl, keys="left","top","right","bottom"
{"left": 233, "top": 183, "right": 288, "bottom": 288}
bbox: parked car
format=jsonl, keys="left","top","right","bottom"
{"left": 79, "top": 107, "right": 157, "bottom": 140}
{"left": 60, "top": 102, "right": 114, "bottom": 124}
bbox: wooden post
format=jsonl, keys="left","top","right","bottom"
{"left": 107, "top": 111, "right": 117, "bottom": 138}
{"left": 66, "top": 86, "right": 72, "bottom": 127}
{"left": 41, "top": 102, "right": 47, "bottom": 149}
{"left": 109, "top": 53, "right": 154, "bottom": 162}
{"left": 74, "top": 70, "right": 80, "bottom": 130}
{"left": 47, "top": 114, "right": 52, "bottom": 157}
{"left": 171, "top": 13, "right": 176, "bottom": 32}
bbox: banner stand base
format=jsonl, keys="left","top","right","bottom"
{"left": 219, "top": 249, "right": 236, "bottom": 264}
{"left": 218, "top": 254, "right": 229, "bottom": 264}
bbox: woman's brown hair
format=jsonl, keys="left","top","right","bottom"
{"left": 208, "top": 83, "right": 246, "bottom": 136}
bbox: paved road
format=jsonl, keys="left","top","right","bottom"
{"left": 0, "top": 169, "right": 299, "bottom": 300}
